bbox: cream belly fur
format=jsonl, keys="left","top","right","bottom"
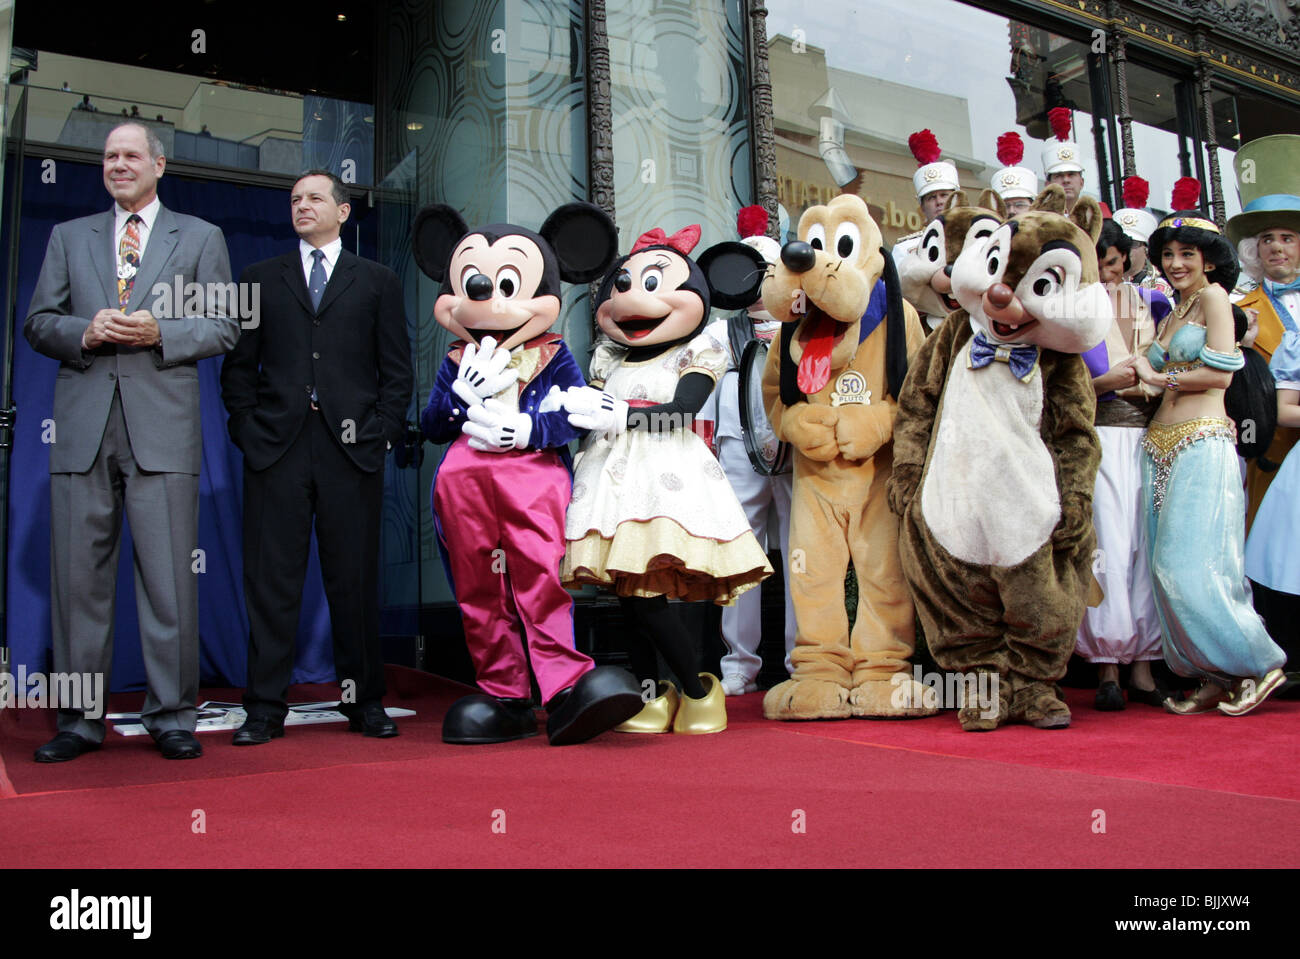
{"left": 920, "top": 342, "right": 1060, "bottom": 566}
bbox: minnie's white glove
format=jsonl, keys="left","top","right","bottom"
{"left": 563, "top": 386, "right": 629, "bottom": 438}
{"left": 453, "top": 335, "right": 519, "bottom": 408}
{"left": 463, "top": 398, "right": 532, "bottom": 452}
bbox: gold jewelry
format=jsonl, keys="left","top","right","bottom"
{"left": 1165, "top": 372, "right": 1180, "bottom": 392}
{"left": 1171, "top": 286, "right": 1205, "bottom": 321}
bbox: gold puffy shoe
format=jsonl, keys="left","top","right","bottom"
{"left": 1217, "top": 668, "right": 1287, "bottom": 717}
{"left": 614, "top": 681, "right": 678, "bottom": 734}
{"left": 672, "top": 673, "right": 727, "bottom": 735}
{"left": 1162, "top": 683, "right": 1227, "bottom": 715}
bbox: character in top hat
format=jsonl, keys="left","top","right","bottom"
{"left": 990, "top": 131, "right": 1037, "bottom": 217}
{"left": 1228, "top": 135, "right": 1300, "bottom": 533}
{"left": 1041, "top": 107, "right": 1086, "bottom": 212}
{"left": 1236, "top": 135, "right": 1300, "bottom": 681}
{"left": 1113, "top": 175, "right": 1174, "bottom": 300}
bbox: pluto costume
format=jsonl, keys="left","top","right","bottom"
{"left": 760, "top": 194, "right": 932, "bottom": 721}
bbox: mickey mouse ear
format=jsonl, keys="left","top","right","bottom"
{"left": 696, "top": 241, "right": 767, "bottom": 311}
{"left": 411, "top": 204, "right": 469, "bottom": 282}
{"left": 540, "top": 202, "right": 619, "bottom": 284}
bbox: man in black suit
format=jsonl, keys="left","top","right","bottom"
{"left": 220, "top": 170, "right": 412, "bottom": 744}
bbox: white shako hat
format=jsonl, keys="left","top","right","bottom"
{"left": 1041, "top": 107, "right": 1084, "bottom": 174}
{"left": 1112, "top": 175, "right": 1159, "bottom": 244}
{"left": 991, "top": 131, "right": 1037, "bottom": 200}
{"left": 908, "top": 129, "right": 960, "bottom": 199}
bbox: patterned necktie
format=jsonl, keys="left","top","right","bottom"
{"left": 309, "top": 249, "right": 327, "bottom": 312}
{"left": 117, "top": 214, "right": 142, "bottom": 309}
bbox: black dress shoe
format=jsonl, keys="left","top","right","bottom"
{"left": 156, "top": 730, "right": 203, "bottom": 760}
{"left": 545, "top": 666, "right": 644, "bottom": 745}
{"left": 33, "top": 732, "right": 101, "bottom": 763}
{"left": 1127, "top": 681, "right": 1171, "bottom": 708}
{"left": 348, "top": 703, "right": 398, "bottom": 738}
{"left": 1094, "top": 680, "right": 1125, "bottom": 711}
{"left": 232, "top": 716, "right": 285, "bottom": 746}
{"left": 442, "top": 695, "right": 538, "bottom": 745}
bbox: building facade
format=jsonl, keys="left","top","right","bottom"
{"left": 1, "top": 0, "right": 1296, "bottom": 679}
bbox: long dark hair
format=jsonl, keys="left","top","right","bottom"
{"left": 1225, "top": 304, "right": 1276, "bottom": 460}
{"left": 1147, "top": 211, "right": 1239, "bottom": 292}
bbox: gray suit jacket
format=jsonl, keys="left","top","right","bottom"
{"left": 24, "top": 204, "right": 238, "bottom": 474}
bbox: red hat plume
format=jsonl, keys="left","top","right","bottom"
{"left": 1122, "top": 176, "right": 1150, "bottom": 209}
{"left": 1170, "top": 177, "right": 1201, "bottom": 211}
{"left": 996, "top": 132, "right": 1024, "bottom": 167}
{"left": 908, "top": 129, "right": 942, "bottom": 166}
{"left": 1048, "top": 107, "right": 1072, "bottom": 142}
{"left": 737, "top": 205, "right": 768, "bottom": 240}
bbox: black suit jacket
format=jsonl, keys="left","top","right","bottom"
{"left": 220, "top": 248, "right": 413, "bottom": 473}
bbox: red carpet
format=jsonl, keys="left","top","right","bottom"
{"left": 2, "top": 669, "right": 1297, "bottom": 868}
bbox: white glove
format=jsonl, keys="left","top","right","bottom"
{"left": 563, "top": 386, "right": 628, "bottom": 438}
{"left": 463, "top": 398, "right": 532, "bottom": 452}
{"left": 452, "top": 335, "right": 519, "bottom": 408}
{"left": 538, "top": 384, "right": 565, "bottom": 415}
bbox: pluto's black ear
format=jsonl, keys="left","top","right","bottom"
{"left": 779, "top": 322, "right": 804, "bottom": 407}
{"left": 880, "top": 246, "right": 910, "bottom": 401}
{"left": 697, "top": 241, "right": 766, "bottom": 311}
{"left": 412, "top": 205, "right": 469, "bottom": 282}
{"left": 540, "top": 202, "right": 619, "bottom": 284}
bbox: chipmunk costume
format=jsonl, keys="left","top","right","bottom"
{"left": 888, "top": 185, "right": 1110, "bottom": 731}
{"left": 759, "top": 193, "right": 932, "bottom": 721}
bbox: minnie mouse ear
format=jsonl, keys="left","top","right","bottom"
{"left": 540, "top": 202, "right": 619, "bottom": 284}
{"left": 696, "top": 241, "right": 767, "bottom": 311}
{"left": 411, "top": 204, "right": 469, "bottom": 282}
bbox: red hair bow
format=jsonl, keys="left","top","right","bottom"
{"left": 631, "top": 224, "right": 701, "bottom": 255}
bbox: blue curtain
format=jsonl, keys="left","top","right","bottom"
{"left": 4, "top": 155, "right": 351, "bottom": 691}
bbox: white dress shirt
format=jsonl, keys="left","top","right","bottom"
{"left": 115, "top": 195, "right": 161, "bottom": 264}
{"left": 300, "top": 237, "right": 343, "bottom": 287}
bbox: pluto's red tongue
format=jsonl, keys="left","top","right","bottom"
{"left": 797, "top": 313, "right": 838, "bottom": 395}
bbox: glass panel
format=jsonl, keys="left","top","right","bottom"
{"left": 1118, "top": 61, "right": 1188, "bottom": 213}
{"left": 14, "top": 49, "right": 373, "bottom": 182}
{"left": 767, "top": 0, "right": 1113, "bottom": 247}
{"left": 0, "top": 1, "right": 14, "bottom": 191}
{"left": 380, "top": 0, "right": 587, "bottom": 608}
{"left": 606, "top": 0, "right": 751, "bottom": 246}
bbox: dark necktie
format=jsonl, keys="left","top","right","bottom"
{"left": 309, "top": 249, "right": 327, "bottom": 312}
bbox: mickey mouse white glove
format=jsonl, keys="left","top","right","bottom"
{"left": 463, "top": 398, "right": 532, "bottom": 452}
{"left": 452, "top": 335, "right": 519, "bottom": 408}
{"left": 563, "top": 386, "right": 629, "bottom": 438}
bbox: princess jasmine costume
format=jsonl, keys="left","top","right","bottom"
{"left": 1141, "top": 322, "right": 1286, "bottom": 685}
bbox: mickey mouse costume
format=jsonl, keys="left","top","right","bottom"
{"left": 413, "top": 202, "right": 643, "bottom": 745}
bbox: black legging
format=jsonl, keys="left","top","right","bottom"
{"left": 617, "top": 595, "right": 707, "bottom": 699}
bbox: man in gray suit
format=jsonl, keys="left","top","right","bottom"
{"left": 24, "top": 122, "right": 238, "bottom": 761}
